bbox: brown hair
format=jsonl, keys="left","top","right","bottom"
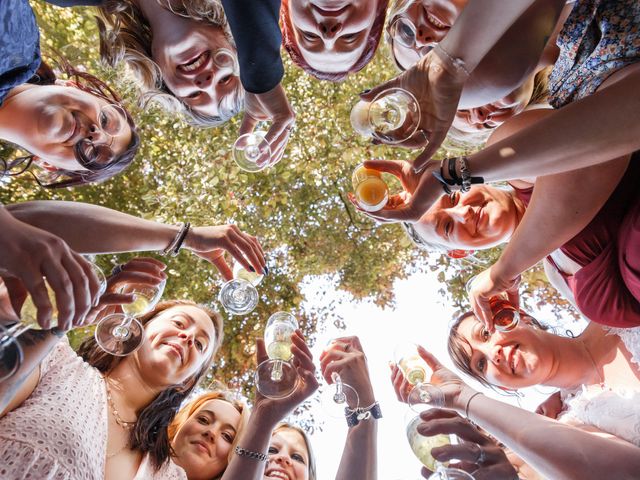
{"left": 447, "top": 310, "right": 549, "bottom": 390}
{"left": 280, "top": 0, "right": 389, "bottom": 82}
{"left": 168, "top": 390, "right": 249, "bottom": 479}
{"left": 96, "top": 0, "right": 243, "bottom": 128}
{"left": 77, "top": 300, "right": 224, "bottom": 470}
{"left": 272, "top": 423, "right": 318, "bottom": 480}
{"left": 1, "top": 58, "right": 140, "bottom": 188}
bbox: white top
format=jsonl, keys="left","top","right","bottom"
{"left": 559, "top": 327, "right": 640, "bottom": 447}
{"left": 0, "top": 338, "right": 186, "bottom": 479}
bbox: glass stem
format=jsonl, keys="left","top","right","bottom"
{"left": 270, "top": 359, "right": 284, "bottom": 382}
{"left": 1, "top": 323, "right": 29, "bottom": 346}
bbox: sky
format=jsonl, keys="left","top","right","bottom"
{"left": 298, "top": 269, "right": 583, "bottom": 480}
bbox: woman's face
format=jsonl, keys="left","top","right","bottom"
{"left": 8, "top": 83, "right": 132, "bottom": 171}
{"left": 172, "top": 399, "right": 241, "bottom": 480}
{"left": 389, "top": 0, "right": 468, "bottom": 71}
{"left": 151, "top": 16, "right": 240, "bottom": 118}
{"left": 134, "top": 305, "right": 216, "bottom": 387}
{"left": 264, "top": 429, "right": 310, "bottom": 480}
{"left": 455, "top": 314, "right": 555, "bottom": 389}
{"left": 288, "top": 0, "right": 377, "bottom": 73}
{"left": 413, "top": 185, "right": 521, "bottom": 250}
{"left": 452, "top": 76, "right": 536, "bottom": 134}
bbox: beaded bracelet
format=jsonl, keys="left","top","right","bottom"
{"left": 345, "top": 401, "right": 383, "bottom": 427}
{"left": 235, "top": 445, "right": 268, "bottom": 462}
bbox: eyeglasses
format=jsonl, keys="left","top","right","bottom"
{"left": 388, "top": 16, "right": 436, "bottom": 68}
{"left": 75, "top": 103, "right": 128, "bottom": 170}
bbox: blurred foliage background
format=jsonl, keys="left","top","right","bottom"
{"left": 0, "top": 4, "right": 579, "bottom": 406}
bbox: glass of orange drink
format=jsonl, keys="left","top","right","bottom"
{"left": 352, "top": 163, "right": 389, "bottom": 212}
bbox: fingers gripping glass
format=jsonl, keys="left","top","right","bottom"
{"left": 351, "top": 88, "right": 421, "bottom": 144}
{"left": 464, "top": 276, "right": 520, "bottom": 332}
{"left": 255, "top": 312, "right": 299, "bottom": 399}
{"left": 76, "top": 104, "right": 128, "bottom": 170}
{"left": 0, "top": 261, "right": 107, "bottom": 382}
{"left": 94, "top": 278, "right": 166, "bottom": 356}
{"left": 394, "top": 343, "right": 445, "bottom": 412}
{"left": 218, "top": 262, "right": 263, "bottom": 316}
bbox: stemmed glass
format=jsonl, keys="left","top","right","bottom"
{"left": 406, "top": 412, "right": 475, "bottom": 480}
{"left": 350, "top": 87, "right": 421, "bottom": 144}
{"left": 255, "top": 312, "right": 299, "bottom": 399}
{"left": 218, "top": 262, "right": 263, "bottom": 316}
{"left": 0, "top": 261, "right": 107, "bottom": 381}
{"left": 94, "top": 278, "right": 166, "bottom": 356}
{"left": 232, "top": 131, "right": 271, "bottom": 172}
{"left": 465, "top": 276, "right": 520, "bottom": 332}
{"left": 352, "top": 163, "right": 389, "bottom": 212}
{"left": 319, "top": 338, "right": 360, "bottom": 418}
{"left": 394, "top": 343, "right": 445, "bottom": 411}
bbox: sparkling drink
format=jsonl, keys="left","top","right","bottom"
{"left": 352, "top": 164, "right": 388, "bottom": 212}
{"left": 233, "top": 264, "right": 264, "bottom": 286}
{"left": 267, "top": 340, "right": 293, "bottom": 362}
{"left": 399, "top": 355, "right": 428, "bottom": 385}
{"left": 489, "top": 297, "right": 520, "bottom": 332}
{"left": 20, "top": 282, "right": 57, "bottom": 329}
{"left": 369, "top": 94, "right": 408, "bottom": 134}
{"left": 407, "top": 415, "right": 451, "bottom": 471}
{"left": 121, "top": 293, "right": 152, "bottom": 317}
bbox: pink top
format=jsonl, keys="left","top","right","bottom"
{"left": 0, "top": 339, "right": 186, "bottom": 480}
{"left": 513, "top": 158, "right": 640, "bottom": 327}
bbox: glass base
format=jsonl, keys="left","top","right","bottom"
{"left": 255, "top": 359, "right": 298, "bottom": 399}
{"left": 233, "top": 132, "right": 271, "bottom": 172}
{"left": 429, "top": 467, "right": 475, "bottom": 480}
{"left": 0, "top": 333, "right": 22, "bottom": 382}
{"left": 218, "top": 280, "right": 259, "bottom": 315}
{"left": 95, "top": 314, "right": 144, "bottom": 356}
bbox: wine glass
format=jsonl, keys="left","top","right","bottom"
{"left": 350, "top": 87, "right": 421, "bottom": 144}
{"left": 94, "top": 278, "right": 166, "bottom": 356}
{"left": 218, "top": 262, "right": 263, "bottom": 316}
{"left": 0, "top": 325, "right": 23, "bottom": 382}
{"left": 255, "top": 312, "right": 299, "bottom": 399}
{"left": 320, "top": 371, "right": 360, "bottom": 419}
{"left": 352, "top": 163, "right": 389, "bottom": 212}
{"left": 394, "top": 343, "right": 445, "bottom": 411}
{"left": 406, "top": 412, "right": 475, "bottom": 480}
{"left": 465, "top": 276, "right": 520, "bottom": 332}
{"left": 232, "top": 131, "right": 271, "bottom": 172}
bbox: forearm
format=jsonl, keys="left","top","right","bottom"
{"left": 469, "top": 69, "right": 640, "bottom": 182}
{"left": 458, "top": 391, "right": 640, "bottom": 480}
{"left": 335, "top": 420, "right": 378, "bottom": 480}
{"left": 221, "top": 407, "right": 275, "bottom": 480}
{"left": 5, "top": 201, "right": 178, "bottom": 254}
{"left": 457, "top": 0, "right": 565, "bottom": 107}
{"left": 0, "top": 328, "right": 64, "bottom": 416}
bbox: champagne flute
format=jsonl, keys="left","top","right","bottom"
{"left": 232, "top": 130, "right": 271, "bottom": 172}
{"left": 350, "top": 87, "right": 421, "bottom": 144}
{"left": 255, "top": 312, "right": 299, "bottom": 399}
{"left": 406, "top": 413, "right": 475, "bottom": 480}
{"left": 94, "top": 278, "right": 166, "bottom": 356}
{"left": 218, "top": 262, "right": 263, "bottom": 316}
{"left": 465, "top": 276, "right": 520, "bottom": 332}
{"left": 394, "top": 343, "right": 445, "bottom": 411}
{"left": 352, "top": 163, "right": 389, "bottom": 212}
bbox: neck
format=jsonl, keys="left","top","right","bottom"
{"left": 0, "top": 85, "right": 34, "bottom": 146}
{"left": 106, "top": 357, "right": 162, "bottom": 417}
{"left": 134, "top": 0, "right": 173, "bottom": 31}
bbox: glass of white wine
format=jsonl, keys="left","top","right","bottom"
{"left": 94, "top": 278, "right": 166, "bottom": 356}
{"left": 232, "top": 131, "right": 271, "bottom": 172}
{"left": 406, "top": 413, "right": 475, "bottom": 480}
{"left": 350, "top": 87, "right": 421, "bottom": 144}
{"left": 254, "top": 312, "right": 299, "bottom": 399}
{"left": 394, "top": 343, "right": 445, "bottom": 412}
{"left": 218, "top": 262, "right": 263, "bottom": 316}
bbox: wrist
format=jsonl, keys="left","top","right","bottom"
{"left": 431, "top": 45, "right": 470, "bottom": 84}
{"left": 493, "top": 256, "right": 521, "bottom": 286}
{"left": 250, "top": 402, "right": 281, "bottom": 430}
{"left": 452, "top": 386, "right": 479, "bottom": 413}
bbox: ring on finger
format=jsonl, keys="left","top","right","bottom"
{"left": 474, "top": 444, "right": 486, "bottom": 464}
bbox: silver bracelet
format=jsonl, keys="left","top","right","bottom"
{"left": 434, "top": 44, "right": 471, "bottom": 78}
{"left": 235, "top": 445, "right": 268, "bottom": 462}
{"left": 160, "top": 222, "right": 190, "bottom": 257}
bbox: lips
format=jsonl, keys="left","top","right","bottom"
{"left": 313, "top": 4, "right": 349, "bottom": 16}
{"left": 65, "top": 112, "right": 81, "bottom": 144}
{"left": 193, "top": 440, "right": 211, "bottom": 457}
{"left": 177, "top": 50, "right": 210, "bottom": 75}
{"left": 164, "top": 342, "right": 184, "bottom": 364}
{"left": 265, "top": 469, "right": 291, "bottom": 480}
{"left": 507, "top": 344, "right": 519, "bottom": 374}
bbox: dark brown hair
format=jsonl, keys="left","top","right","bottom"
{"left": 77, "top": 300, "right": 223, "bottom": 470}
{"left": 0, "top": 58, "right": 141, "bottom": 188}
{"left": 280, "top": 0, "right": 389, "bottom": 81}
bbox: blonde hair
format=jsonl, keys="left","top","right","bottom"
{"left": 96, "top": 0, "right": 243, "bottom": 127}
{"left": 272, "top": 423, "right": 317, "bottom": 480}
{"left": 168, "top": 390, "right": 250, "bottom": 480}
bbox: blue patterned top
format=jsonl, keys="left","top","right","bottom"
{"left": 0, "top": 0, "right": 104, "bottom": 105}
{"left": 549, "top": 0, "right": 640, "bottom": 108}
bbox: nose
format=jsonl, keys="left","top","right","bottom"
{"left": 178, "top": 330, "right": 194, "bottom": 348}
{"left": 448, "top": 204, "right": 473, "bottom": 223}
{"left": 194, "top": 70, "right": 214, "bottom": 89}
{"left": 319, "top": 18, "right": 342, "bottom": 38}
{"left": 273, "top": 454, "right": 292, "bottom": 467}
{"left": 490, "top": 343, "right": 504, "bottom": 365}
{"left": 86, "top": 123, "right": 111, "bottom": 144}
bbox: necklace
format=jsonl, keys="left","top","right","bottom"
{"left": 104, "top": 377, "right": 137, "bottom": 431}
{"left": 581, "top": 341, "right": 605, "bottom": 387}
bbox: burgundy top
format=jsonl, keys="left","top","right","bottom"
{"left": 513, "top": 157, "right": 640, "bottom": 327}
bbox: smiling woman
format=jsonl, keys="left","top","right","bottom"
{"left": 0, "top": 59, "right": 140, "bottom": 188}
{"left": 97, "top": 0, "right": 243, "bottom": 127}
{"left": 280, "top": 0, "right": 389, "bottom": 81}
{"left": 265, "top": 423, "right": 317, "bottom": 480}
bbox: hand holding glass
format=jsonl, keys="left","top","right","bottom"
{"left": 395, "top": 343, "right": 444, "bottom": 411}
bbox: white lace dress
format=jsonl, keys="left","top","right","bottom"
{"left": 0, "top": 338, "right": 186, "bottom": 480}
{"left": 558, "top": 327, "right": 640, "bottom": 446}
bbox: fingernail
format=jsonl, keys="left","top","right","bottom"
{"left": 264, "top": 266, "right": 270, "bottom": 275}
{"left": 371, "top": 139, "right": 381, "bottom": 146}
{"left": 249, "top": 266, "right": 256, "bottom": 272}
{"left": 359, "top": 89, "right": 371, "bottom": 96}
